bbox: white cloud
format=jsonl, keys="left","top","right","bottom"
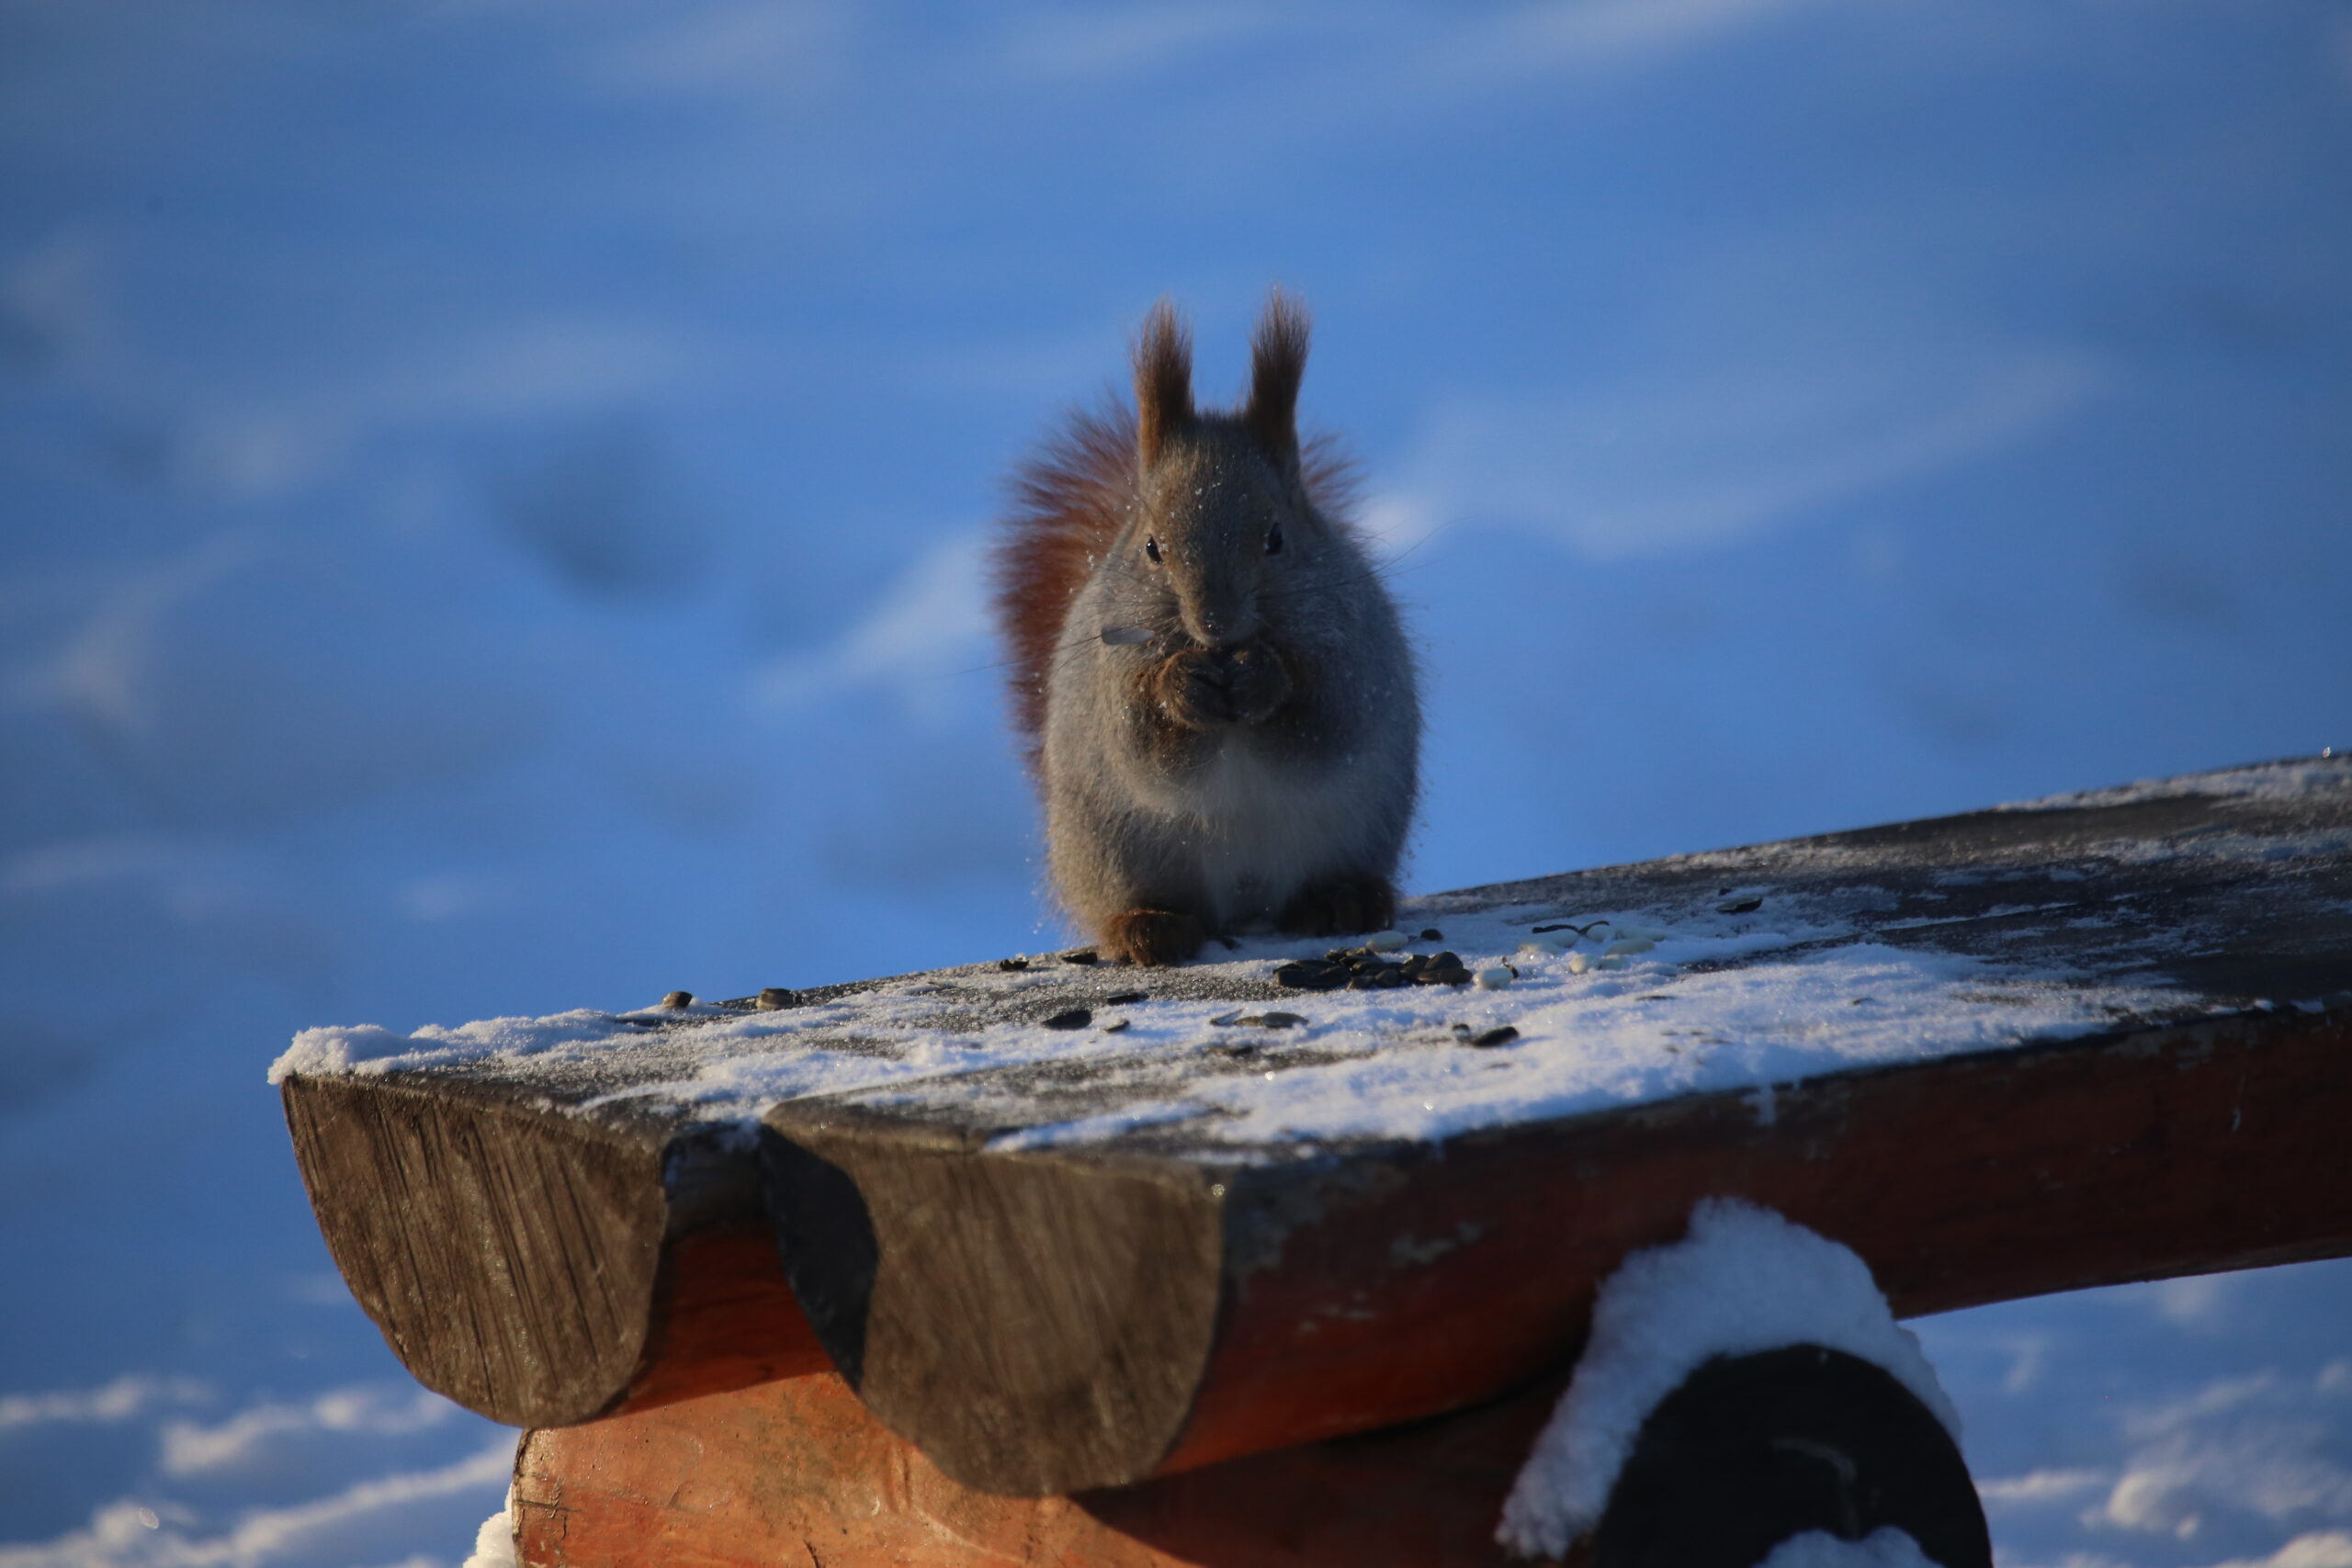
{"left": 1352, "top": 492, "right": 1444, "bottom": 560}
{"left": 2198, "top": 1532, "right": 2352, "bottom": 1568}
{"left": 1998, "top": 1332, "right": 2052, "bottom": 1396}
{"left": 61, "top": 303, "right": 696, "bottom": 506}
{"left": 2, "top": 231, "right": 113, "bottom": 373}
{"left": 159, "top": 1387, "right": 457, "bottom": 1480}
{"left": 0, "top": 1440, "right": 514, "bottom": 1568}
{"left": 30, "top": 532, "right": 255, "bottom": 742}
{"left": 353, "top": 317, "right": 701, "bottom": 429}
{"left": 751, "top": 528, "right": 995, "bottom": 715}
{"left": 24, "top": 529, "right": 552, "bottom": 828}
{"left": 2086, "top": 1371, "right": 2352, "bottom": 1539}
{"left": 2122, "top": 1372, "right": 2286, "bottom": 1440}
{"left": 2141, "top": 1273, "right": 2241, "bottom": 1331}
{"left": 0, "top": 835, "right": 215, "bottom": 900}
{"left": 1980, "top": 1469, "right": 2111, "bottom": 1508}
{"left": 282, "top": 1274, "right": 355, "bottom": 1307}
{"left": 7, "top": 222, "right": 697, "bottom": 507}
{"left": 579, "top": 0, "right": 845, "bottom": 96}
{"left": 1382, "top": 344, "right": 2100, "bottom": 561}
{"left": 0, "top": 1376, "right": 208, "bottom": 1435}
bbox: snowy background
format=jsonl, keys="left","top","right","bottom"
{"left": 2, "top": 2, "right": 2348, "bottom": 1563}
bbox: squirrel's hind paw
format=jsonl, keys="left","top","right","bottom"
{"left": 1277, "top": 874, "right": 1397, "bottom": 938}
{"left": 1102, "top": 908, "right": 1206, "bottom": 966}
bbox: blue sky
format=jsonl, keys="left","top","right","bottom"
{"left": 2, "top": 3, "right": 2348, "bottom": 1563}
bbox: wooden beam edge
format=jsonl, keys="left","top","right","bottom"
{"left": 1161, "top": 1006, "right": 2352, "bottom": 1477}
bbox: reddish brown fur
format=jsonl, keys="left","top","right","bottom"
{"left": 990, "top": 406, "right": 1136, "bottom": 754}
{"left": 992, "top": 404, "right": 1357, "bottom": 771}
{"left": 1102, "top": 908, "right": 1206, "bottom": 966}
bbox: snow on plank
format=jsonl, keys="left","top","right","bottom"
{"left": 277, "top": 756, "right": 2352, "bottom": 1492}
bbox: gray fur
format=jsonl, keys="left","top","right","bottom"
{"left": 1037, "top": 301, "right": 1420, "bottom": 957}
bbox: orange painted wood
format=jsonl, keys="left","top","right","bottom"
{"left": 612, "top": 1224, "right": 831, "bottom": 1415}
{"left": 514, "top": 1365, "right": 1578, "bottom": 1568}
{"left": 1159, "top": 1008, "right": 2352, "bottom": 1475}
{"left": 501, "top": 1002, "right": 2352, "bottom": 1566}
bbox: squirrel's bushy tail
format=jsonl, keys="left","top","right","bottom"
{"left": 990, "top": 402, "right": 1140, "bottom": 756}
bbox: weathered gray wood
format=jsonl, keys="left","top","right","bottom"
{"left": 763, "top": 1112, "right": 1226, "bottom": 1494}
{"left": 762, "top": 1006, "right": 2352, "bottom": 1495}
{"left": 280, "top": 1076, "right": 831, "bottom": 1427}
{"left": 277, "top": 756, "right": 2352, "bottom": 1474}
{"left": 282, "top": 1077, "right": 668, "bottom": 1426}
{"left": 754, "top": 758, "right": 2352, "bottom": 1493}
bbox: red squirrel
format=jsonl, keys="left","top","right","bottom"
{"left": 990, "top": 294, "right": 1420, "bottom": 965}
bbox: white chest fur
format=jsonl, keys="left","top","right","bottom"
{"left": 1158, "top": 740, "right": 1356, "bottom": 927}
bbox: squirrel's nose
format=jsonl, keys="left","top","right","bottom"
{"left": 1186, "top": 613, "right": 1241, "bottom": 649}
{"left": 1182, "top": 598, "right": 1254, "bottom": 649}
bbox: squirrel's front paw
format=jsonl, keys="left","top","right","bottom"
{"left": 1102, "top": 908, "right": 1205, "bottom": 966}
{"left": 1220, "top": 642, "right": 1292, "bottom": 725}
{"left": 1150, "top": 643, "right": 1293, "bottom": 729}
{"left": 1278, "top": 874, "right": 1396, "bottom": 938}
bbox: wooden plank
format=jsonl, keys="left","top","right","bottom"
{"left": 509, "top": 1339, "right": 1993, "bottom": 1568}
{"left": 512, "top": 1363, "right": 1573, "bottom": 1568}
{"left": 281, "top": 1079, "right": 828, "bottom": 1426}
{"left": 277, "top": 757, "right": 2352, "bottom": 1458}
{"left": 763, "top": 1006, "right": 2352, "bottom": 1494}
{"left": 281, "top": 1076, "right": 667, "bottom": 1426}
{"left": 620, "top": 1224, "right": 832, "bottom": 1412}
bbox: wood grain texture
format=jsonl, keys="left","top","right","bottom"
{"left": 279, "top": 757, "right": 2352, "bottom": 1453}
{"left": 763, "top": 1008, "right": 2352, "bottom": 1494}
{"left": 282, "top": 1075, "right": 668, "bottom": 1426}
{"left": 763, "top": 1115, "right": 1226, "bottom": 1494}
{"left": 279, "top": 1079, "right": 820, "bottom": 1427}
{"left": 617, "top": 1224, "right": 831, "bottom": 1412}
{"left": 513, "top": 1365, "right": 1575, "bottom": 1568}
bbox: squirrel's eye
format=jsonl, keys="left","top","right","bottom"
{"left": 1145, "top": 536, "right": 1162, "bottom": 564}
{"left": 1265, "top": 523, "right": 1284, "bottom": 556}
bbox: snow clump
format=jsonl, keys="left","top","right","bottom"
{"left": 1497, "top": 1197, "right": 1960, "bottom": 1560}
{"left": 460, "top": 1492, "right": 516, "bottom": 1567}
{"left": 1755, "top": 1528, "right": 1944, "bottom": 1567}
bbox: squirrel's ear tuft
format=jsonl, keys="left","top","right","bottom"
{"left": 1135, "top": 300, "right": 1195, "bottom": 465}
{"left": 1245, "top": 289, "right": 1310, "bottom": 459}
